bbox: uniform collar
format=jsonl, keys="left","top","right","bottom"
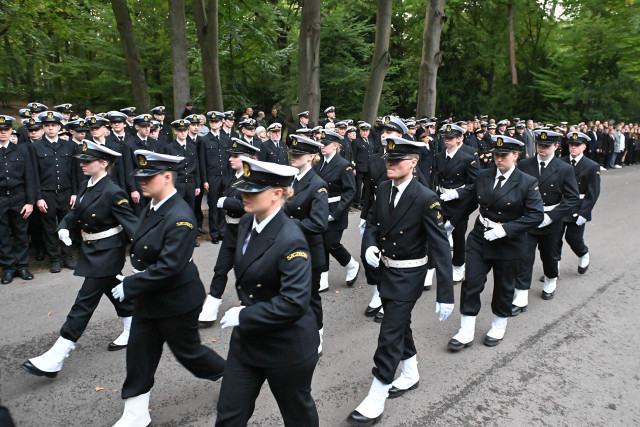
{"left": 150, "top": 189, "right": 177, "bottom": 211}
{"left": 87, "top": 172, "right": 108, "bottom": 188}
{"left": 252, "top": 207, "right": 281, "bottom": 234}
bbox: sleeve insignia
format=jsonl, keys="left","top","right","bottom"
{"left": 286, "top": 251, "right": 308, "bottom": 261}
{"left": 318, "top": 188, "right": 328, "bottom": 193}
{"left": 117, "top": 199, "right": 129, "bottom": 205}
{"left": 429, "top": 201, "right": 441, "bottom": 209}
{"left": 534, "top": 186, "right": 539, "bottom": 190}
{"left": 596, "top": 171, "right": 600, "bottom": 175}
{"left": 470, "top": 160, "right": 476, "bottom": 165}
{"left": 346, "top": 166, "right": 352, "bottom": 171}
{"left": 176, "top": 221, "right": 194, "bottom": 229}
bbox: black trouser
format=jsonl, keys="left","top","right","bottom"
{"left": 516, "top": 232, "right": 560, "bottom": 290}
{"left": 209, "top": 224, "right": 237, "bottom": 298}
{"left": 372, "top": 299, "right": 417, "bottom": 384}
{"left": 0, "top": 193, "right": 30, "bottom": 272}
{"left": 122, "top": 308, "right": 225, "bottom": 399}
{"left": 322, "top": 229, "right": 351, "bottom": 271}
{"left": 60, "top": 276, "right": 133, "bottom": 342}
{"left": 354, "top": 171, "right": 367, "bottom": 206}
{"left": 175, "top": 180, "right": 196, "bottom": 212}
{"left": 447, "top": 215, "right": 468, "bottom": 267}
{"left": 207, "top": 176, "right": 226, "bottom": 240}
{"left": 460, "top": 247, "right": 518, "bottom": 318}
{"left": 361, "top": 243, "right": 378, "bottom": 285}
{"left": 194, "top": 185, "right": 205, "bottom": 228}
{"left": 558, "top": 221, "right": 588, "bottom": 258}
{"left": 28, "top": 209, "right": 44, "bottom": 254}
{"left": 40, "top": 190, "right": 73, "bottom": 262}
{"left": 310, "top": 267, "right": 323, "bottom": 330}
{"left": 216, "top": 352, "right": 318, "bottom": 427}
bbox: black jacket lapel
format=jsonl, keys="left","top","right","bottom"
{"left": 235, "top": 210, "right": 284, "bottom": 280}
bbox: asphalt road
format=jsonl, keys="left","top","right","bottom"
{"left": 1, "top": 165, "right": 639, "bottom": 426}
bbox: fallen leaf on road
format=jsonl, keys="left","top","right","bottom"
{"left": 210, "top": 339, "right": 216, "bottom": 342}
{"left": 335, "top": 291, "right": 340, "bottom": 294}
{"left": 94, "top": 387, "right": 104, "bottom": 392}
{"left": 47, "top": 312, "right": 52, "bottom": 317}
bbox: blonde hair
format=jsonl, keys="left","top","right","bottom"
{"left": 275, "top": 186, "right": 295, "bottom": 203}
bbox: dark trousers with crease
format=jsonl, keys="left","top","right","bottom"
{"left": 209, "top": 224, "right": 238, "bottom": 298}
{"left": 207, "top": 176, "right": 226, "bottom": 240}
{"left": 558, "top": 221, "right": 588, "bottom": 258}
{"left": 322, "top": 229, "right": 351, "bottom": 271}
{"left": 310, "top": 267, "right": 323, "bottom": 330}
{"left": 516, "top": 232, "right": 560, "bottom": 290}
{"left": 121, "top": 307, "right": 225, "bottom": 399}
{"left": 40, "top": 190, "right": 73, "bottom": 262}
{"left": 60, "top": 276, "right": 133, "bottom": 342}
{"left": 0, "top": 193, "right": 30, "bottom": 271}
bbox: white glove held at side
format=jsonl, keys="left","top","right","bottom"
{"left": 365, "top": 246, "right": 380, "bottom": 268}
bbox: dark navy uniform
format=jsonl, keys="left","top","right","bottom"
{"left": 200, "top": 130, "right": 231, "bottom": 241}
{"left": 124, "top": 134, "right": 161, "bottom": 214}
{"left": 352, "top": 133, "right": 374, "bottom": 207}
{"left": 263, "top": 137, "right": 289, "bottom": 165}
{"left": 163, "top": 139, "right": 201, "bottom": 211}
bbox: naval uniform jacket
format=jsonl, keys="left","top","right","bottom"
{"left": 31, "top": 137, "right": 78, "bottom": 197}
{"left": 162, "top": 139, "right": 201, "bottom": 188}
{"left": 284, "top": 169, "right": 329, "bottom": 269}
{"left": 363, "top": 178, "right": 454, "bottom": 303}
{"left": 559, "top": 156, "right": 600, "bottom": 222}
{"left": 518, "top": 157, "right": 579, "bottom": 235}
{"left": 232, "top": 211, "right": 318, "bottom": 368}
{"left": 106, "top": 133, "right": 134, "bottom": 191}
{"left": 220, "top": 174, "right": 246, "bottom": 244}
{"left": 199, "top": 132, "right": 231, "bottom": 185}
{"left": 125, "top": 135, "right": 161, "bottom": 194}
{"left": 0, "top": 143, "right": 36, "bottom": 204}
{"left": 263, "top": 138, "right": 289, "bottom": 165}
{"left": 352, "top": 136, "right": 374, "bottom": 173}
{"left": 314, "top": 154, "right": 355, "bottom": 231}
{"left": 434, "top": 148, "right": 479, "bottom": 227}
{"left": 123, "top": 194, "right": 204, "bottom": 319}
{"left": 471, "top": 167, "right": 544, "bottom": 260}
{"left": 58, "top": 176, "right": 138, "bottom": 277}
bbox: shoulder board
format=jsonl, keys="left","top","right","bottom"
{"left": 176, "top": 221, "right": 194, "bottom": 229}
{"left": 317, "top": 187, "right": 328, "bottom": 193}
{"left": 286, "top": 251, "right": 308, "bottom": 261}
{"left": 117, "top": 199, "right": 129, "bottom": 205}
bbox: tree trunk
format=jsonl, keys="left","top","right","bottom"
{"left": 508, "top": 2, "right": 518, "bottom": 85}
{"left": 193, "top": 0, "right": 224, "bottom": 111}
{"left": 297, "top": 0, "right": 321, "bottom": 125}
{"left": 416, "top": 0, "right": 445, "bottom": 119}
{"left": 169, "top": 0, "right": 191, "bottom": 118}
{"left": 111, "top": 0, "right": 150, "bottom": 111}
{"left": 361, "top": 0, "right": 393, "bottom": 124}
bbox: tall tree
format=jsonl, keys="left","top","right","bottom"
{"left": 111, "top": 0, "right": 150, "bottom": 111}
{"left": 297, "top": 0, "right": 321, "bottom": 125}
{"left": 169, "top": 0, "right": 191, "bottom": 117}
{"left": 508, "top": 2, "right": 518, "bottom": 85}
{"left": 193, "top": 0, "right": 223, "bottom": 111}
{"left": 361, "top": 0, "right": 392, "bottom": 124}
{"left": 416, "top": 0, "right": 445, "bottom": 118}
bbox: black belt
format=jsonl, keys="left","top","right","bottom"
{"left": 42, "top": 188, "right": 71, "bottom": 194}
{"left": 0, "top": 186, "right": 25, "bottom": 196}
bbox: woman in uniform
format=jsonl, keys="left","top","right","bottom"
{"left": 285, "top": 134, "right": 328, "bottom": 353}
{"left": 314, "top": 129, "right": 359, "bottom": 292}
{"left": 199, "top": 138, "right": 260, "bottom": 325}
{"left": 448, "top": 135, "right": 543, "bottom": 350}
{"left": 23, "top": 140, "right": 139, "bottom": 378}
{"left": 215, "top": 157, "right": 319, "bottom": 426}
{"left": 110, "top": 150, "right": 225, "bottom": 427}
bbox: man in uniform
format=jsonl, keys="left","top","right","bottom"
{"left": 286, "top": 111, "right": 310, "bottom": 147}
{"left": 352, "top": 122, "right": 374, "bottom": 211}
{"left": 513, "top": 129, "right": 579, "bottom": 314}
{"left": 320, "top": 106, "right": 336, "bottom": 127}
{"left": 87, "top": 115, "right": 127, "bottom": 191}
{"left": 0, "top": 116, "right": 36, "bottom": 284}
{"left": 16, "top": 108, "right": 31, "bottom": 145}
{"left": 185, "top": 113, "right": 206, "bottom": 233}
{"left": 54, "top": 104, "right": 73, "bottom": 129}
{"left": 163, "top": 119, "right": 201, "bottom": 218}
{"left": 106, "top": 111, "right": 135, "bottom": 192}
{"left": 238, "top": 118, "right": 266, "bottom": 160}
{"left": 32, "top": 111, "right": 78, "bottom": 273}
{"left": 348, "top": 137, "right": 454, "bottom": 426}
{"left": 150, "top": 106, "right": 172, "bottom": 144}
{"left": 221, "top": 111, "right": 238, "bottom": 140}
{"left": 124, "top": 114, "right": 160, "bottom": 215}
{"left": 263, "top": 123, "right": 289, "bottom": 165}
{"left": 120, "top": 107, "right": 137, "bottom": 137}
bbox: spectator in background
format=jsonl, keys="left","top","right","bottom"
{"left": 256, "top": 111, "right": 266, "bottom": 129}
{"left": 244, "top": 107, "right": 254, "bottom": 119}
{"left": 256, "top": 126, "right": 268, "bottom": 143}
{"left": 84, "top": 108, "right": 94, "bottom": 118}
{"left": 181, "top": 102, "right": 193, "bottom": 119}
{"left": 266, "top": 107, "right": 286, "bottom": 132}
{"left": 197, "top": 115, "right": 209, "bottom": 137}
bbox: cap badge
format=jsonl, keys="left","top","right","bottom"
{"left": 47, "top": 112, "right": 54, "bottom": 119}
{"left": 82, "top": 142, "right": 88, "bottom": 152}
{"left": 541, "top": 132, "right": 547, "bottom": 140}
{"left": 232, "top": 141, "right": 237, "bottom": 148}
{"left": 496, "top": 137, "right": 503, "bottom": 146}
{"left": 321, "top": 131, "right": 326, "bottom": 139}
{"left": 384, "top": 116, "right": 391, "bottom": 124}
{"left": 387, "top": 141, "right": 395, "bottom": 150}
{"left": 572, "top": 133, "right": 578, "bottom": 140}
{"left": 243, "top": 163, "right": 251, "bottom": 177}
{"left": 292, "top": 139, "right": 297, "bottom": 146}
{"left": 446, "top": 125, "right": 451, "bottom": 132}
{"left": 138, "top": 155, "right": 148, "bottom": 166}
{"left": 0, "top": 117, "right": 4, "bottom": 124}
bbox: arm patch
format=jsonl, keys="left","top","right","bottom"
{"left": 429, "top": 201, "right": 441, "bottom": 209}
{"left": 286, "top": 251, "right": 308, "bottom": 261}
{"left": 318, "top": 188, "right": 328, "bottom": 193}
{"left": 117, "top": 199, "right": 129, "bottom": 205}
{"left": 176, "top": 221, "right": 194, "bottom": 229}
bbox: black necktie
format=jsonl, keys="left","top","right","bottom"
{"left": 571, "top": 159, "right": 576, "bottom": 167}
{"left": 389, "top": 186, "right": 399, "bottom": 212}
{"left": 244, "top": 228, "right": 259, "bottom": 254}
{"left": 495, "top": 175, "right": 506, "bottom": 190}
{"left": 540, "top": 161, "right": 546, "bottom": 175}
{"left": 0, "top": 146, "right": 6, "bottom": 156}
{"left": 446, "top": 156, "right": 451, "bottom": 164}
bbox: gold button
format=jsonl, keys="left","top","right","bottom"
{"left": 144, "top": 246, "right": 148, "bottom": 249}
{"left": 382, "top": 237, "right": 386, "bottom": 240}
{"left": 381, "top": 249, "right": 385, "bottom": 253}
{"left": 85, "top": 223, "right": 88, "bottom": 226}
{"left": 91, "top": 214, "right": 96, "bottom": 217}
{"left": 393, "top": 242, "right": 396, "bottom": 246}
{"left": 237, "top": 286, "right": 241, "bottom": 289}
{"left": 249, "top": 294, "right": 253, "bottom": 298}
{"left": 498, "top": 212, "right": 502, "bottom": 215}
{"left": 507, "top": 203, "right": 511, "bottom": 205}
{"left": 399, "top": 231, "right": 403, "bottom": 234}
{"left": 257, "top": 284, "right": 262, "bottom": 288}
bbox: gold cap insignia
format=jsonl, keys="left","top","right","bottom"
{"left": 292, "top": 139, "right": 297, "bottom": 146}
{"left": 137, "top": 155, "right": 148, "bottom": 166}
{"left": 572, "top": 133, "right": 578, "bottom": 140}
{"left": 243, "top": 163, "right": 251, "bottom": 177}
{"left": 387, "top": 141, "right": 395, "bottom": 150}
{"left": 384, "top": 116, "right": 391, "bottom": 124}
{"left": 232, "top": 141, "right": 237, "bottom": 148}
{"left": 144, "top": 116, "right": 149, "bottom": 122}
{"left": 541, "top": 132, "right": 547, "bottom": 140}
{"left": 446, "top": 125, "right": 451, "bottom": 132}
{"left": 82, "top": 142, "right": 88, "bottom": 151}
{"left": 47, "top": 112, "right": 54, "bottom": 119}
{"left": 497, "top": 137, "right": 503, "bottom": 146}
{"left": 321, "top": 131, "right": 326, "bottom": 139}
{"left": 0, "top": 117, "right": 4, "bottom": 124}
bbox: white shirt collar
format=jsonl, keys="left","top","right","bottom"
{"left": 496, "top": 165, "right": 516, "bottom": 182}
{"left": 0, "top": 142, "right": 9, "bottom": 149}
{"left": 87, "top": 173, "right": 107, "bottom": 188}
{"left": 324, "top": 152, "right": 336, "bottom": 164}
{"left": 73, "top": 138, "right": 83, "bottom": 145}
{"left": 45, "top": 136, "right": 59, "bottom": 144}
{"left": 296, "top": 166, "right": 312, "bottom": 181}
{"left": 537, "top": 156, "right": 552, "bottom": 168}
{"left": 570, "top": 153, "right": 583, "bottom": 164}
{"left": 446, "top": 143, "right": 461, "bottom": 159}
{"left": 150, "top": 189, "right": 177, "bottom": 211}
{"left": 252, "top": 207, "right": 281, "bottom": 234}
{"left": 390, "top": 176, "right": 413, "bottom": 205}
{"left": 177, "top": 138, "right": 187, "bottom": 147}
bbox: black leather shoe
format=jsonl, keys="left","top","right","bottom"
{"left": 1, "top": 271, "right": 14, "bottom": 285}
{"left": 364, "top": 305, "right": 382, "bottom": 317}
{"left": 212, "top": 239, "right": 220, "bottom": 245}
{"left": 484, "top": 335, "right": 502, "bottom": 347}
{"left": 35, "top": 250, "right": 45, "bottom": 261}
{"left": 108, "top": 342, "right": 127, "bottom": 352}
{"left": 388, "top": 381, "right": 419, "bottom": 399}
{"left": 423, "top": 285, "right": 431, "bottom": 291}
{"left": 198, "top": 320, "right": 215, "bottom": 327}
{"left": 50, "top": 261, "right": 62, "bottom": 273}
{"left": 63, "top": 258, "right": 76, "bottom": 270}
{"left": 541, "top": 290, "right": 555, "bottom": 300}
{"left": 448, "top": 338, "right": 473, "bottom": 351}
{"left": 198, "top": 227, "right": 206, "bottom": 235}
{"left": 346, "top": 410, "right": 382, "bottom": 426}
{"left": 578, "top": 264, "right": 589, "bottom": 274}
{"left": 194, "top": 241, "right": 201, "bottom": 247}
{"left": 17, "top": 268, "right": 34, "bottom": 280}
{"left": 373, "top": 310, "right": 384, "bottom": 323}
{"left": 511, "top": 305, "right": 527, "bottom": 316}
{"left": 22, "top": 361, "right": 58, "bottom": 378}
{"left": 539, "top": 275, "right": 546, "bottom": 282}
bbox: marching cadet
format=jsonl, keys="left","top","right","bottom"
{"left": 68, "top": 118, "right": 88, "bottom": 146}
{"left": 0, "top": 116, "right": 35, "bottom": 285}
{"left": 200, "top": 111, "right": 231, "bottom": 243}
{"left": 513, "top": 129, "right": 579, "bottom": 313}
{"left": 352, "top": 122, "right": 374, "bottom": 210}
{"left": 163, "top": 119, "right": 201, "bottom": 216}
{"left": 32, "top": 111, "right": 78, "bottom": 273}
{"left": 106, "top": 111, "right": 135, "bottom": 192}
{"left": 215, "top": 157, "right": 319, "bottom": 426}
{"left": 110, "top": 150, "right": 225, "bottom": 427}
{"left": 185, "top": 113, "right": 206, "bottom": 232}
{"left": 315, "top": 129, "right": 359, "bottom": 292}
{"left": 416, "top": 122, "right": 436, "bottom": 185}
{"left": 150, "top": 106, "right": 172, "bottom": 144}
{"left": 496, "top": 120, "right": 508, "bottom": 135}
{"left": 557, "top": 131, "right": 601, "bottom": 274}
{"left": 285, "top": 134, "right": 329, "bottom": 353}
{"left": 475, "top": 127, "right": 494, "bottom": 169}
{"left": 286, "top": 110, "right": 310, "bottom": 147}
{"left": 199, "top": 138, "right": 260, "bottom": 325}
{"left": 120, "top": 107, "right": 137, "bottom": 137}
{"left": 23, "top": 117, "right": 46, "bottom": 261}
{"left": 348, "top": 137, "right": 454, "bottom": 426}
{"left": 124, "top": 114, "right": 160, "bottom": 215}
{"left": 23, "top": 141, "right": 139, "bottom": 379}
{"left": 434, "top": 123, "right": 480, "bottom": 282}
{"left": 221, "top": 111, "right": 239, "bottom": 140}
{"left": 334, "top": 121, "right": 355, "bottom": 164}
{"left": 87, "top": 116, "right": 127, "bottom": 191}
{"left": 264, "top": 122, "right": 289, "bottom": 165}
{"left": 448, "top": 135, "right": 543, "bottom": 351}
{"left": 320, "top": 105, "right": 336, "bottom": 127}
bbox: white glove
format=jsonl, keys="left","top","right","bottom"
{"left": 576, "top": 215, "right": 587, "bottom": 226}
{"left": 537, "top": 213, "right": 553, "bottom": 228}
{"left": 220, "top": 306, "right": 245, "bottom": 329}
{"left": 444, "top": 220, "right": 454, "bottom": 236}
{"left": 359, "top": 219, "right": 366, "bottom": 235}
{"left": 439, "top": 189, "right": 458, "bottom": 202}
{"left": 328, "top": 215, "right": 335, "bottom": 222}
{"left": 111, "top": 283, "right": 125, "bottom": 302}
{"left": 484, "top": 224, "right": 506, "bottom": 241}
{"left": 365, "top": 246, "right": 381, "bottom": 268}
{"left": 217, "top": 197, "right": 227, "bottom": 208}
{"left": 435, "top": 302, "right": 454, "bottom": 322}
{"left": 58, "top": 229, "right": 72, "bottom": 246}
